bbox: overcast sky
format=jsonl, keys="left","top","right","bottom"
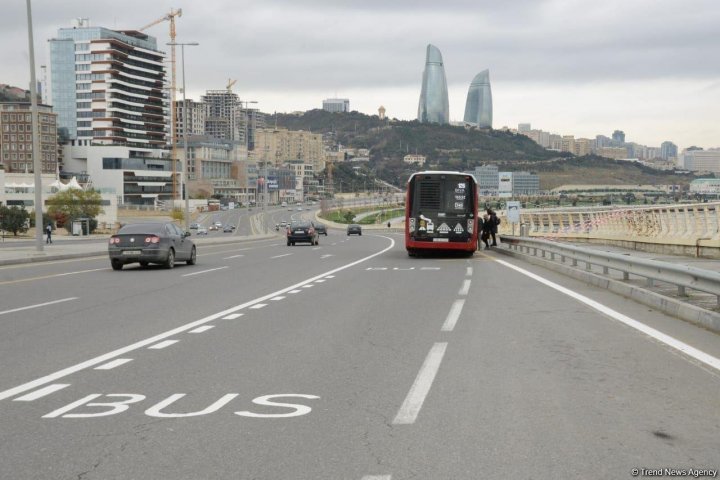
{"left": 2, "top": 0, "right": 718, "bottom": 149}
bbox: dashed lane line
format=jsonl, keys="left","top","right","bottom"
{"left": 466, "top": 266, "right": 473, "bottom": 277}
{"left": 0, "top": 236, "right": 395, "bottom": 402}
{"left": 0, "top": 268, "right": 106, "bottom": 286}
{"left": 222, "top": 254, "right": 245, "bottom": 259}
{"left": 441, "top": 299, "right": 465, "bottom": 332}
{"left": 0, "top": 297, "right": 78, "bottom": 316}
{"left": 250, "top": 304, "right": 268, "bottom": 309}
{"left": 393, "top": 342, "right": 448, "bottom": 425}
{"left": 189, "top": 325, "right": 215, "bottom": 333}
{"left": 361, "top": 476, "right": 392, "bottom": 480}
{"left": 182, "top": 266, "right": 229, "bottom": 277}
{"left": 458, "top": 279, "right": 471, "bottom": 296}
{"left": 148, "top": 340, "right": 179, "bottom": 350}
{"left": 223, "top": 313, "right": 244, "bottom": 320}
{"left": 94, "top": 358, "right": 133, "bottom": 370}
{"left": 270, "top": 253, "right": 293, "bottom": 259}
{"left": 270, "top": 296, "right": 286, "bottom": 301}
{"left": 288, "top": 289, "right": 302, "bottom": 293}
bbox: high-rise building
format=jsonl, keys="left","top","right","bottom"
{"left": 417, "top": 44, "right": 449, "bottom": 124}
{"left": 200, "top": 90, "right": 264, "bottom": 149}
{"left": 253, "top": 128, "right": 326, "bottom": 173}
{"left": 561, "top": 135, "right": 576, "bottom": 153}
{"left": 473, "top": 164, "right": 499, "bottom": 196}
{"left": 661, "top": 141, "right": 678, "bottom": 160}
{"left": 463, "top": 70, "right": 492, "bottom": 128}
{"left": 174, "top": 99, "right": 206, "bottom": 139}
{"left": 322, "top": 98, "right": 349, "bottom": 113}
{"left": 680, "top": 148, "right": 720, "bottom": 173}
{"left": 48, "top": 21, "right": 166, "bottom": 150}
{"left": 612, "top": 130, "right": 626, "bottom": 144}
{"left": 0, "top": 103, "right": 58, "bottom": 173}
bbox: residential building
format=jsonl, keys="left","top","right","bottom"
{"left": 174, "top": 99, "right": 206, "bottom": 139}
{"left": 253, "top": 128, "right": 326, "bottom": 173}
{"left": 612, "top": 130, "right": 625, "bottom": 144}
{"left": 561, "top": 135, "right": 575, "bottom": 154}
{"left": 0, "top": 103, "right": 58, "bottom": 173}
{"left": 598, "top": 147, "right": 629, "bottom": 160}
{"left": 473, "top": 164, "right": 499, "bottom": 196}
{"left": 574, "top": 138, "right": 592, "bottom": 156}
{"left": 322, "top": 98, "right": 349, "bottom": 113}
{"left": 403, "top": 154, "right": 426, "bottom": 165}
{"left": 661, "top": 141, "right": 678, "bottom": 160}
{"left": 549, "top": 134, "right": 562, "bottom": 151}
{"left": 176, "top": 135, "right": 243, "bottom": 198}
{"left": 48, "top": 21, "right": 166, "bottom": 150}
{"left": 417, "top": 44, "right": 449, "bottom": 124}
{"left": 680, "top": 148, "right": 720, "bottom": 174}
{"left": 463, "top": 70, "right": 492, "bottom": 128}
{"left": 512, "top": 171, "right": 540, "bottom": 195}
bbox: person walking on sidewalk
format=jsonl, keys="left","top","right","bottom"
{"left": 45, "top": 223, "right": 53, "bottom": 244}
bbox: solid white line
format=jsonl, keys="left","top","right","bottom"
{"left": 458, "top": 279, "right": 471, "bottom": 296}
{"left": 288, "top": 289, "right": 302, "bottom": 294}
{"left": 270, "top": 253, "right": 292, "bottom": 259}
{"left": 182, "top": 266, "right": 228, "bottom": 277}
{"left": 270, "top": 296, "right": 286, "bottom": 301}
{"left": 94, "top": 358, "right": 133, "bottom": 370}
{"left": 13, "top": 384, "right": 70, "bottom": 402}
{"left": 223, "top": 313, "right": 244, "bottom": 320}
{"left": 189, "top": 325, "right": 215, "bottom": 333}
{"left": 223, "top": 254, "right": 245, "bottom": 259}
{"left": 148, "top": 340, "right": 179, "bottom": 350}
{"left": 494, "top": 258, "right": 720, "bottom": 373}
{"left": 250, "top": 304, "right": 267, "bottom": 309}
{"left": 442, "top": 299, "right": 465, "bottom": 332}
{"left": 466, "top": 266, "right": 473, "bottom": 277}
{"left": 361, "top": 476, "right": 392, "bottom": 480}
{"left": 0, "top": 236, "right": 396, "bottom": 402}
{"left": 0, "top": 297, "right": 78, "bottom": 317}
{"left": 55, "top": 268, "right": 106, "bottom": 277}
{"left": 393, "top": 342, "right": 448, "bottom": 425}
{"left": 420, "top": 267, "right": 440, "bottom": 270}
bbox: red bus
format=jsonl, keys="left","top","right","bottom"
{"left": 405, "top": 171, "right": 478, "bottom": 256}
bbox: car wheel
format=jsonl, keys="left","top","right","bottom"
{"left": 165, "top": 249, "right": 175, "bottom": 269}
{"left": 287, "top": 241, "right": 291, "bottom": 246}
{"left": 359, "top": 232, "right": 362, "bottom": 236}
{"left": 187, "top": 246, "right": 197, "bottom": 265}
{"left": 139, "top": 261, "right": 149, "bottom": 268}
{"left": 111, "top": 259, "right": 123, "bottom": 270}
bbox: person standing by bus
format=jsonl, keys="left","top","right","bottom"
{"left": 487, "top": 208, "right": 499, "bottom": 246}
{"left": 480, "top": 213, "right": 491, "bottom": 249}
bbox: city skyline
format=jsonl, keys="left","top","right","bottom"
{"left": 1, "top": 0, "right": 718, "bottom": 149}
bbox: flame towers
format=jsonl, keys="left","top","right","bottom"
{"left": 464, "top": 70, "right": 493, "bottom": 128}
{"left": 417, "top": 44, "right": 449, "bottom": 124}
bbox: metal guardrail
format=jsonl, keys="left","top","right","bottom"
{"left": 499, "top": 235, "right": 720, "bottom": 306}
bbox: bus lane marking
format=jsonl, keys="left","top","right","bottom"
{"left": 441, "top": 299, "right": 465, "bottom": 332}
{"left": 0, "top": 297, "right": 78, "bottom": 316}
{"left": 0, "top": 237, "right": 395, "bottom": 402}
{"left": 393, "top": 342, "right": 448, "bottom": 425}
{"left": 13, "top": 384, "right": 70, "bottom": 402}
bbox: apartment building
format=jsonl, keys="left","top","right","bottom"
{"left": 0, "top": 103, "right": 58, "bottom": 173}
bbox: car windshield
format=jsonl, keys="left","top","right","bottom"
{"left": 291, "top": 222, "right": 311, "bottom": 229}
{"left": 118, "top": 223, "right": 164, "bottom": 234}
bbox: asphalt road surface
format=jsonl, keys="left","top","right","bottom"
{"left": 0, "top": 226, "right": 719, "bottom": 479}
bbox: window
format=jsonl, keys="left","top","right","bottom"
{"left": 25, "top": 114, "right": 31, "bottom": 122}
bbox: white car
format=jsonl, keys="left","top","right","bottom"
{"left": 196, "top": 227, "right": 208, "bottom": 235}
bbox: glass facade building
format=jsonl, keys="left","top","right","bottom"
{"left": 417, "top": 44, "right": 449, "bottom": 124}
{"left": 463, "top": 70, "right": 492, "bottom": 128}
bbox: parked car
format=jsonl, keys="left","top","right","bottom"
{"left": 287, "top": 221, "right": 319, "bottom": 246}
{"left": 196, "top": 227, "right": 208, "bottom": 235}
{"left": 108, "top": 222, "right": 196, "bottom": 270}
{"left": 314, "top": 222, "right": 328, "bottom": 236}
{"left": 347, "top": 224, "right": 362, "bottom": 236}
{"left": 189, "top": 223, "right": 200, "bottom": 229}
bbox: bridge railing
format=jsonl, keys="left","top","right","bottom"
{"left": 499, "top": 235, "right": 720, "bottom": 307}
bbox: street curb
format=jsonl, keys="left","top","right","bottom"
{"left": 493, "top": 245, "right": 720, "bottom": 334}
{"left": 0, "top": 235, "right": 278, "bottom": 267}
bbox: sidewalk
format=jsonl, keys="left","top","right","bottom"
{"left": 0, "top": 234, "right": 276, "bottom": 267}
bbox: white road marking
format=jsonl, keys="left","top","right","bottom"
{"left": 420, "top": 267, "right": 440, "bottom": 271}
{"left": 315, "top": 279, "right": 326, "bottom": 283}
{"left": 494, "top": 258, "right": 720, "bottom": 373}
{"left": 0, "top": 236, "right": 396, "bottom": 402}
{"left": 13, "top": 384, "right": 70, "bottom": 402}
{"left": 223, "top": 254, "right": 245, "bottom": 259}
{"left": 442, "top": 299, "right": 465, "bottom": 332}
{"left": 148, "top": 340, "right": 179, "bottom": 350}
{"left": 55, "top": 268, "right": 106, "bottom": 277}
{"left": 302, "top": 285, "right": 314, "bottom": 288}
{"left": 270, "top": 253, "right": 292, "bottom": 259}
{"left": 189, "top": 325, "right": 215, "bottom": 333}
{"left": 362, "top": 476, "right": 392, "bottom": 480}
{"left": 325, "top": 275, "right": 335, "bottom": 279}
{"left": 270, "top": 296, "right": 286, "bottom": 301}
{"left": 312, "top": 247, "right": 321, "bottom": 251}
{"left": 331, "top": 243, "right": 337, "bottom": 246}
{"left": 182, "top": 266, "right": 228, "bottom": 277}
{"left": 250, "top": 304, "right": 267, "bottom": 309}
{"left": 393, "top": 342, "right": 448, "bottom": 425}
{"left": 0, "top": 297, "right": 78, "bottom": 317}
{"left": 320, "top": 254, "right": 333, "bottom": 259}
{"left": 94, "top": 358, "right": 133, "bottom": 370}
{"left": 223, "top": 313, "right": 244, "bottom": 320}
{"left": 458, "top": 279, "right": 471, "bottom": 296}
{"left": 466, "top": 266, "right": 473, "bottom": 277}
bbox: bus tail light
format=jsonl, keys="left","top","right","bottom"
{"left": 467, "top": 219, "right": 474, "bottom": 234}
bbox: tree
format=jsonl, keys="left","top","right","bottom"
{"left": 46, "top": 189, "right": 104, "bottom": 233}
{"left": 0, "top": 206, "right": 30, "bottom": 236}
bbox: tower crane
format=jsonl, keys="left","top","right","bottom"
{"left": 140, "top": 8, "right": 183, "bottom": 200}
{"left": 226, "top": 79, "right": 237, "bottom": 92}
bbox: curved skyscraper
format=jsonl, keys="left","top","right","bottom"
{"left": 463, "top": 70, "right": 493, "bottom": 128}
{"left": 417, "top": 44, "right": 449, "bottom": 124}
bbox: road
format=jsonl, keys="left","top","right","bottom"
{"left": 0, "top": 222, "right": 719, "bottom": 479}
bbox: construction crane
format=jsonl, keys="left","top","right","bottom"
{"left": 140, "top": 8, "right": 183, "bottom": 200}
{"left": 226, "top": 79, "right": 237, "bottom": 92}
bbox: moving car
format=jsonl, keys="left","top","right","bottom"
{"left": 223, "top": 225, "right": 234, "bottom": 233}
{"left": 208, "top": 225, "right": 219, "bottom": 231}
{"left": 287, "top": 221, "right": 319, "bottom": 246}
{"left": 196, "top": 227, "right": 208, "bottom": 235}
{"left": 189, "top": 223, "right": 199, "bottom": 229}
{"left": 108, "top": 222, "right": 196, "bottom": 270}
{"left": 347, "top": 224, "right": 362, "bottom": 236}
{"left": 314, "top": 222, "right": 328, "bottom": 236}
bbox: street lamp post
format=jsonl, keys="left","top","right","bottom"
{"left": 167, "top": 41, "right": 199, "bottom": 231}
{"left": 25, "top": 0, "right": 43, "bottom": 252}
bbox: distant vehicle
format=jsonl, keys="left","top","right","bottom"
{"left": 287, "top": 221, "right": 319, "bottom": 246}
{"left": 214, "top": 221, "right": 223, "bottom": 227}
{"left": 314, "top": 222, "right": 328, "bottom": 235}
{"left": 208, "top": 225, "right": 218, "bottom": 231}
{"left": 281, "top": 201, "right": 287, "bottom": 207}
{"left": 296, "top": 207, "right": 303, "bottom": 211}
{"left": 108, "top": 222, "right": 196, "bottom": 270}
{"left": 347, "top": 224, "right": 362, "bottom": 236}
{"left": 196, "top": 227, "right": 208, "bottom": 235}
{"left": 223, "top": 225, "right": 234, "bottom": 233}
{"left": 189, "top": 223, "right": 199, "bottom": 229}
{"left": 279, "top": 221, "right": 288, "bottom": 227}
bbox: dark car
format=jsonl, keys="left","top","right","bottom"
{"left": 108, "top": 222, "right": 196, "bottom": 270}
{"left": 347, "top": 224, "right": 362, "bottom": 236}
{"left": 314, "top": 222, "right": 328, "bottom": 236}
{"left": 287, "top": 221, "right": 319, "bottom": 246}
{"left": 223, "top": 225, "right": 234, "bottom": 233}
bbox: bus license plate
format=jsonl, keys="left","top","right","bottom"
{"left": 434, "top": 238, "right": 449, "bottom": 242}
{"left": 123, "top": 250, "right": 142, "bottom": 255}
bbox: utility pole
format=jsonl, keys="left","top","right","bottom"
{"left": 26, "top": 0, "right": 43, "bottom": 252}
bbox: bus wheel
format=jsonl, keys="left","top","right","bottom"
{"left": 407, "top": 249, "right": 416, "bottom": 257}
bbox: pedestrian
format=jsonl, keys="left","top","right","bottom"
{"left": 387, "top": 221, "right": 391, "bottom": 229}
{"left": 46, "top": 223, "right": 53, "bottom": 244}
{"left": 487, "top": 208, "right": 500, "bottom": 246}
{"left": 480, "top": 213, "right": 492, "bottom": 249}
